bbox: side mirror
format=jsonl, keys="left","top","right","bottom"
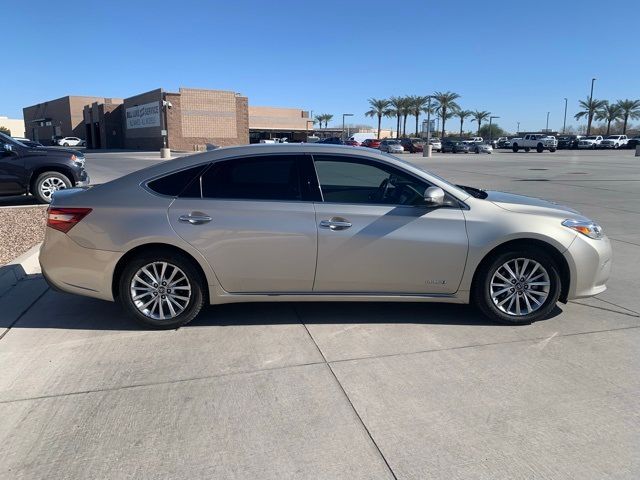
{"left": 424, "top": 186, "right": 445, "bottom": 207}
{"left": 3, "top": 143, "right": 12, "bottom": 152}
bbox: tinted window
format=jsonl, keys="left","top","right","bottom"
{"left": 201, "top": 155, "right": 304, "bottom": 201}
{"left": 147, "top": 165, "right": 208, "bottom": 197}
{"left": 313, "top": 155, "right": 442, "bottom": 206}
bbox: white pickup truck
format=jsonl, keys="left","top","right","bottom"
{"left": 511, "top": 134, "right": 557, "bottom": 153}
{"left": 599, "top": 135, "right": 628, "bottom": 149}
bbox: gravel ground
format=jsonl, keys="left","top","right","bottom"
{"left": 0, "top": 207, "right": 47, "bottom": 264}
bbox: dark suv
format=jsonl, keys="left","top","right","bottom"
{"left": 557, "top": 135, "right": 582, "bottom": 149}
{"left": 0, "top": 133, "right": 90, "bottom": 203}
{"left": 399, "top": 137, "right": 425, "bottom": 153}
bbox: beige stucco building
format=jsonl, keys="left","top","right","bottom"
{"left": 0, "top": 116, "right": 26, "bottom": 137}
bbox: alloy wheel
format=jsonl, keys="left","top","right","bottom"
{"left": 489, "top": 258, "right": 550, "bottom": 316}
{"left": 40, "top": 177, "right": 68, "bottom": 201}
{"left": 130, "top": 262, "right": 192, "bottom": 320}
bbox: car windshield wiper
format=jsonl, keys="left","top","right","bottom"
{"left": 456, "top": 184, "right": 488, "bottom": 199}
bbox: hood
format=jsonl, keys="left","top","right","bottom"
{"left": 486, "top": 190, "right": 587, "bottom": 219}
{"left": 27, "top": 146, "right": 83, "bottom": 156}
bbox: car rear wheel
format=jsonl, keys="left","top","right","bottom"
{"left": 118, "top": 252, "right": 205, "bottom": 329}
{"left": 473, "top": 249, "right": 561, "bottom": 325}
{"left": 33, "top": 171, "right": 72, "bottom": 203}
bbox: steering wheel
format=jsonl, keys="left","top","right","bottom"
{"left": 376, "top": 178, "right": 390, "bottom": 202}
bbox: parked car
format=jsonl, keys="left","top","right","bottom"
{"left": 40, "top": 143, "right": 611, "bottom": 329}
{"left": 496, "top": 137, "right": 511, "bottom": 149}
{"left": 55, "top": 137, "right": 85, "bottom": 147}
{"left": 13, "top": 137, "right": 44, "bottom": 148}
{"left": 379, "top": 139, "right": 404, "bottom": 154}
{"left": 472, "top": 143, "right": 493, "bottom": 154}
{"left": 577, "top": 136, "right": 604, "bottom": 149}
{"left": 599, "top": 135, "right": 628, "bottom": 149}
{"left": 0, "top": 132, "right": 90, "bottom": 203}
{"left": 442, "top": 140, "right": 470, "bottom": 153}
{"left": 429, "top": 139, "right": 442, "bottom": 152}
{"left": 361, "top": 138, "right": 381, "bottom": 149}
{"left": 399, "top": 138, "right": 425, "bottom": 153}
{"left": 51, "top": 135, "right": 64, "bottom": 146}
{"left": 626, "top": 136, "right": 640, "bottom": 149}
{"left": 317, "top": 137, "right": 344, "bottom": 145}
{"left": 556, "top": 135, "right": 582, "bottom": 149}
{"left": 344, "top": 139, "right": 360, "bottom": 146}
{"left": 511, "top": 134, "right": 557, "bottom": 153}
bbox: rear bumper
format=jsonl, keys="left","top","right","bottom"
{"left": 564, "top": 234, "right": 612, "bottom": 300}
{"left": 40, "top": 228, "right": 122, "bottom": 301}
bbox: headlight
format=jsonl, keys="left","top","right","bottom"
{"left": 562, "top": 219, "right": 604, "bottom": 239}
{"left": 71, "top": 154, "right": 85, "bottom": 168}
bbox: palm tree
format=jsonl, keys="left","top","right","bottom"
{"left": 314, "top": 115, "right": 324, "bottom": 130}
{"left": 432, "top": 91, "right": 460, "bottom": 139}
{"left": 616, "top": 99, "right": 640, "bottom": 134}
{"left": 456, "top": 110, "right": 472, "bottom": 138}
{"left": 471, "top": 110, "right": 491, "bottom": 136}
{"left": 323, "top": 114, "right": 333, "bottom": 129}
{"left": 409, "top": 95, "right": 430, "bottom": 136}
{"left": 400, "top": 97, "right": 414, "bottom": 137}
{"left": 365, "top": 98, "right": 391, "bottom": 139}
{"left": 574, "top": 97, "right": 607, "bottom": 136}
{"left": 388, "top": 97, "right": 404, "bottom": 138}
{"left": 595, "top": 102, "right": 622, "bottom": 135}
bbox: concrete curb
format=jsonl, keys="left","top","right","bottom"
{"left": 0, "top": 243, "right": 42, "bottom": 298}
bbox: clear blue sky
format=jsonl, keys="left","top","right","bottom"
{"left": 4, "top": 0, "right": 638, "bottom": 133}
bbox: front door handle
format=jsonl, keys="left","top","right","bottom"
{"left": 319, "top": 217, "right": 352, "bottom": 231}
{"left": 178, "top": 212, "right": 212, "bottom": 225}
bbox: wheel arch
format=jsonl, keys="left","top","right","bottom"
{"left": 470, "top": 238, "right": 570, "bottom": 303}
{"left": 29, "top": 166, "right": 76, "bottom": 194}
{"left": 111, "top": 243, "right": 211, "bottom": 303}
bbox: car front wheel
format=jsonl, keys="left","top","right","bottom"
{"left": 473, "top": 249, "right": 561, "bottom": 325}
{"left": 119, "top": 251, "right": 205, "bottom": 329}
{"left": 33, "top": 171, "right": 72, "bottom": 203}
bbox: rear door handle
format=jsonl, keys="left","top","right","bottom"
{"left": 178, "top": 212, "right": 212, "bottom": 225}
{"left": 319, "top": 218, "right": 352, "bottom": 231}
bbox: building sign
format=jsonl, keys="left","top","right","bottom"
{"left": 126, "top": 102, "right": 161, "bottom": 129}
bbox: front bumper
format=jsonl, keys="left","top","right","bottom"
{"left": 40, "top": 228, "right": 122, "bottom": 301}
{"left": 564, "top": 234, "right": 612, "bottom": 300}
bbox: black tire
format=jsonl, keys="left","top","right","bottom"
{"left": 63, "top": 143, "right": 69, "bottom": 146}
{"left": 118, "top": 250, "right": 206, "bottom": 329}
{"left": 33, "top": 171, "right": 72, "bottom": 204}
{"left": 512, "top": 144, "right": 519, "bottom": 152}
{"left": 524, "top": 147, "right": 531, "bottom": 152}
{"left": 536, "top": 143, "right": 544, "bottom": 153}
{"left": 472, "top": 248, "right": 561, "bottom": 325}
{"left": 550, "top": 148, "right": 556, "bottom": 152}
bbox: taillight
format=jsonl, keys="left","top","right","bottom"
{"left": 46, "top": 208, "right": 92, "bottom": 233}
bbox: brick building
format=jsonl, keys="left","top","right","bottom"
{"left": 23, "top": 87, "right": 311, "bottom": 150}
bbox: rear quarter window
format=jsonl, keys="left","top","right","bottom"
{"left": 147, "top": 165, "right": 208, "bottom": 197}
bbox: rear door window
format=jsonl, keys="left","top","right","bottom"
{"left": 199, "top": 155, "right": 315, "bottom": 201}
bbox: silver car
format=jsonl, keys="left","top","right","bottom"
{"left": 379, "top": 139, "right": 404, "bottom": 154}
{"left": 40, "top": 144, "right": 611, "bottom": 329}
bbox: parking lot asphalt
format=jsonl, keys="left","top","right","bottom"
{"left": 1, "top": 149, "right": 639, "bottom": 479}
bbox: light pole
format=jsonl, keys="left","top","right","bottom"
{"left": 563, "top": 98, "right": 568, "bottom": 134}
{"left": 587, "top": 77, "right": 596, "bottom": 135}
{"left": 517, "top": 121, "right": 520, "bottom": 134}
{"left": 546, "top": 112, "right": 550, "bottom": 131}
{"left": 489, "top": 116, "right": 499, "bottom": 144}
{"left": 424, "top": 96, "right": 433, "bottom": 157}
{"left": 342, "top": 113, "right": 353, "bottom": 140}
